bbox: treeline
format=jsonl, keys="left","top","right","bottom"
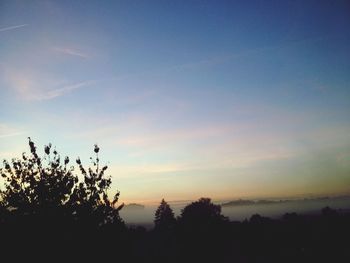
{"left": 0, "top": 140, "right": 349, "bottom": 262}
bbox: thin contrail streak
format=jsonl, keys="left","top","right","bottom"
{"left": 0, "top": 24, "right": 28, "bottom": 32}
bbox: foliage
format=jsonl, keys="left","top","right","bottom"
{"left": 71, "top": 144, "right": 124, "bottom": 226}
{"left": 0, "top": 138, "right": 76, "bottom": 214}
{"left": 179, "top": 197, "right": 228, "bottom": 227}
{"left": 154, "top": 199, "right": 176, "bottom": 231}
{"left": 1, "top": 139, "right": 349, "bottom": 262}
{"left": 0, "top": 138, "right": 124, "bottom": 227}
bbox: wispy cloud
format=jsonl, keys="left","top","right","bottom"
{"left": 116, "top": 125, "right": 231, "bottom": 149}
{"left": 109, "top": 163, "right": 192, "bottom": 177}
{"left": 169, "top": 37, "right": 326, "bottom": 72}
{"left": 0, "top": 124, "right": 24, "bottom": 139}
{"left": 0, "top": 132, "right": 24, "bottom": 139}
{"left": 52, "top": 47, "right": 89, "bottom": 59}
{"left": 33, "top": 81, "right": 92, "bottom": 101}
{"left": 3, "top": 67, "right": 93, "bottom": 101}
{"left": 0, "top": 24, "right": 28, "bottom": 32}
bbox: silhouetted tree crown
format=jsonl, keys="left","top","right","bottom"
{"left": 0, "top": 138, "right": 124, "bottom": 227}
{"left": 154, "top": 199, "right": 176, "bottom": 231}
{"left": 322, "top": 206, "right": 338, "bottom": 217}
{"left": 1, "top": 140, "right": 349, "bottom": 263}
{"left": 179, "top": 197, "right": 228, "bottom": 227}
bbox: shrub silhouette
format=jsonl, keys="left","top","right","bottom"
{"left": 154, "top": 199, "right": 176, "bottom": 231}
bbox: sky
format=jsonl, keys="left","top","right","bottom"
{"left": 1, "top": 0, "right": 350, "bottom": 204}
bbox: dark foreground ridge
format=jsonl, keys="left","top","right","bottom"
{"left": 1, "top": 140, "right": 349, "bottom": 262}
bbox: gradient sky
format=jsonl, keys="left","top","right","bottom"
{"left": 1, "top": 0, "right": 350, "bottom": 204}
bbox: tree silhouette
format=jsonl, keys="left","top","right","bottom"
{"left": 1, "top": 140, "right": 350, "bottom": 262}
{"left": 0, "top": 138, "right": 124, "bottom": 228}
{"left": 176, "top": 198, "right": 230, "bottom": 262}
{"left": 179, "top": 197, "right": 228, "bottom": 227}
{"left": 154, "top": 199, "right": 176, "bottom": 231}
{"left": 70, "top": 144, "right": 124, "bottom": 228}
{"left": 322, "top": 206, "right": 338, "bottom": 217}
{"left": 0, "top": 138, "right": 77, "bottom": 216}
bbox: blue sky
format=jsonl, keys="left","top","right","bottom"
{"left": 1, "top": 0, "right": 350, "bottom": 203}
